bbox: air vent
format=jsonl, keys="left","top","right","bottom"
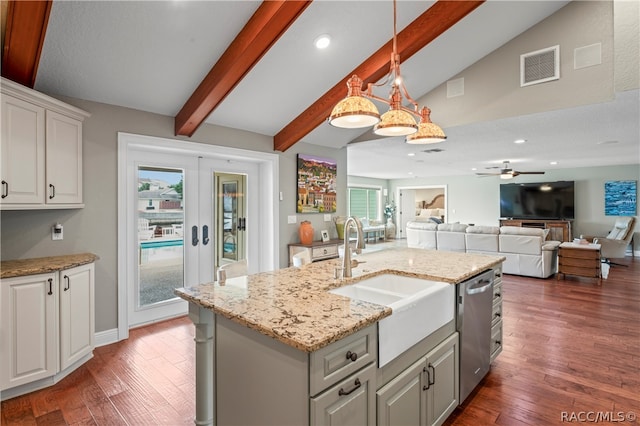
{"left": 520, "top": 45, "right": 559, "bottom": 87}
{"left": 421, "top": 148, "right": 444, "bottom": 154}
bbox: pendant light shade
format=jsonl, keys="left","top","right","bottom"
{"left": 374, "top": 108, "right": 418, "bottom": 136}
{"left": 329, "top": 97, "right": 380, "bottom": 128}
{"left": 405, "top": 107, "right": 447, "bottom": 144}
{"left": 329, "top": 75, "right": 381, "bottom": 129}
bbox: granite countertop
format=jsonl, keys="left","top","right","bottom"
{"left": 176, "top": 247, "right": 504, "bottom": 353}
{"left": 1, "top": 253, "right": 99, "bottom": 278}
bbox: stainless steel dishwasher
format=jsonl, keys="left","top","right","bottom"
{"left": 457, "top": 269, "right": 494, "bottom": 402}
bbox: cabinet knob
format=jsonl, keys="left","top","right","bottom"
{"left": 345, "top": 351, "right": 358, "bottom": 362}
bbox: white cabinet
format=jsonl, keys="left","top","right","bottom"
{"left": 59, "top": 264, "right": 95, "bottom": 370}
{"left": 0, "top": 273, "right": 57, "bottom": 389}
{"left": 45, "top": 110, "right": 84, "bottom": 205}
{"left": 0, "top": 263, "right": 95, "bottom": 395}
{"left": 0, "top": 77, "right": 89, "bottom": 210}
{"left": 0, "top": 94, "right": 45, "bottom": 204}
{"left": 377, "top": 332, "right": 459, "bottom": 426}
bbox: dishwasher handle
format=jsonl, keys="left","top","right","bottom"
{"left": 465, "top": 279, "right": 492, "bottom": 295}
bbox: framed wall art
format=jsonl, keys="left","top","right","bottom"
{"left": 297, "top": 154, "right": 337, "bottom": 213}
{"left": 604, "top": 180, "right": 637, "bottom": 216}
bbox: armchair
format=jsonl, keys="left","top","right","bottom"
{"left": 593, "top": 217, "right": 636, "bottom": 267}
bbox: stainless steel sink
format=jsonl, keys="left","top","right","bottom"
{"left": 330, "top": 274, "right": 455, "bottom": 367}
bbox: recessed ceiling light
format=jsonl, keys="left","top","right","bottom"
{"left": 550, "top": 161, "right": 558, "bottom": 165}
{"left": 471, "top": 167, "right": 477, "bottom": 171}
{"left": 597, "top": 140, "right": 619, "bottom": 145}
{"left": 514, "top": 139, "right": 526, "bottom": 144}
{"left": 408, "top": 172, "right": 414, "bottom": 175}
{"left": 314, "top": 34, "right": 331, "bottom": 49}
{"left": 408, "top": 153, "right": 415, "bottom": 157}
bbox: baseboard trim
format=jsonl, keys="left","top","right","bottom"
{"left": 95, "top": 328, "right": 120, "bottom": 347}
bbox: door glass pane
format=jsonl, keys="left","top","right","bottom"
{"left": 137, "top": 167, "right": 184, "bottom": 307}
{"left": 216, "top": 173, "right": 246, "bottom": 268}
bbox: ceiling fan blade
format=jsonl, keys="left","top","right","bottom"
{"left": 516, "top": 171, "right": 546, "bottom": 175}
{"left": 475, "top": 173, "right": 500, "bottom": 176}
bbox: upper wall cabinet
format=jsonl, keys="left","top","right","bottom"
{"left": 1, "top": 77, "right": 90, "bottom": 210}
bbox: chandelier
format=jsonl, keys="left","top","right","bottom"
{"left": 328, "top": 0, "right": 446, "bottom": 144}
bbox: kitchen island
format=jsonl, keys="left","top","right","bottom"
{"left": 175, "top": 248, "right": 504, "bottom": 426}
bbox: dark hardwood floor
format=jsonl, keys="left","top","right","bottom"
{"left": 2, "top": 257, "right": 638, "bottom": 425}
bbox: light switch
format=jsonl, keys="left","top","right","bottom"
{"left": 52, "top": 223, "right": 63, "bottom": 240}
{"left": 288, "top": 215, "right": 297, "bottom": 224}
{"left": 324, "top": 214, "right": 332, "bottom": 222}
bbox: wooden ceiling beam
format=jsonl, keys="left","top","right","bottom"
{"left": 1, "top": 0, "right": 52, "bottom": 88}
{"left": 273, "top": 0, "right": 484, "bottom": 152}
{"left": 175, "top": 1, "right": 311, "bottom": 137}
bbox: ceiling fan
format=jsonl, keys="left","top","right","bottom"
{"left": 476, "top": 161, "right": 545, "bottom": 179}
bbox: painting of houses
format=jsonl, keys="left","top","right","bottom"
{"left": 297, "top": 154, "right": 337, "bottom": 213}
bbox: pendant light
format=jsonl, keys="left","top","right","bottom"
{"left": 328, "top": 0, "right": 446, "bottom": 144}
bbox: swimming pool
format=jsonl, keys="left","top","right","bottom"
{"left": 140, "top": 239, "right": 184, "bottom": 249}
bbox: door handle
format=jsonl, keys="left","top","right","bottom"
{"left": 237, "top": 217, "right": 246, "bottom": 231}
{"left": 49, "top": 184, "right": 55, "bottom": 199}
{"left": 1, "top": 180, "right": 7, "bottom": 198}
{"left": 466, "top": 279, "right": 492, "bottom": 295}
{"left": 202, "top": 225, "right": 210, "bottom": 245}
{"left": 192, "top": 225, "right": 199, "bottom": 246}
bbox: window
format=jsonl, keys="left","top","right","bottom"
{"left": 348, "top": 187, "right": 381, "bottom": 221}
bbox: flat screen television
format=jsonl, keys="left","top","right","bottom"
{"left": 500, "top": 181, "right": 575, "bottom": 220}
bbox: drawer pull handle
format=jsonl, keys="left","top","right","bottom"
{"left": 1, "top": 180, "right": 7, "bottom": 198}
{"left": 345, "top": 351, "right": 358, "bottom": 362}
{"left": 423, "top": 366, "right": 430, "bottom": 390}
{"left": 63, "top": 275, "right": 70, "bottom": 291}
{"left": 338, "top": 378, "right": 361, "bottom": 396}
{"left": 49, "top": 184, "right": 55, "bottom": 199}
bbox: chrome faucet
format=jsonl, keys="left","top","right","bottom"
{"left": 341, "top": 216, "right": 365, "bottom": 278}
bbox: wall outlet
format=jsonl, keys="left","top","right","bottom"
{"left": 52, "top": 223, "right": 63, "bottom": 240}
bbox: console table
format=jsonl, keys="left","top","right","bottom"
{"left": 500, "top": 219, "right": 572, "bottom": 242}
{"left": 288, "top": 239, "right": 341, "bottom": 266}
{"left": 557, "top": 242, "right": 601, "bottom": 285}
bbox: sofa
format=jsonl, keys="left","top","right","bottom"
{"left": 406, "top": 222, "right": 561, "bottom": 278}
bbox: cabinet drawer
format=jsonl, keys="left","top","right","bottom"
{"left": 491, "top": 300, "right": 502, "bottom": 327}
{"left": 310, "top": 325, "right": 377, "bottom": 396}
{"left": 310, "top": 362, "right": 376, "bottom": 426}
{"left": 492, "top": 281, "right": 502, "bottom": 304}
{"left": 311, "top": 244, "right": 338, "bottom": 260}
{"left": 490, "top": 319, "right": 503, "bottom": 363}
{"left": 559, "top": 248, "right": 600, "bottom": 260}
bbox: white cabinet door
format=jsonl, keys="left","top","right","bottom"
{"left": 45, "top": 110, "right": 83, "bottom": 204}
{"left": 0, "top": 94, "right": 45, "bottom": 205}
{"left": 0, "top": 273, "right": 57, "bottom": 390}
{"left": 59, "top": 263, "right": 95, "bottom": 370}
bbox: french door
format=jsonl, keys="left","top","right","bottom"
{"left": 124, "top": 151, "right": 256, "bottom": 327}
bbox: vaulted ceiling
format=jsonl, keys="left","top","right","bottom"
{"left": 2, "top": 0, "right": 638, "bottom": 179}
